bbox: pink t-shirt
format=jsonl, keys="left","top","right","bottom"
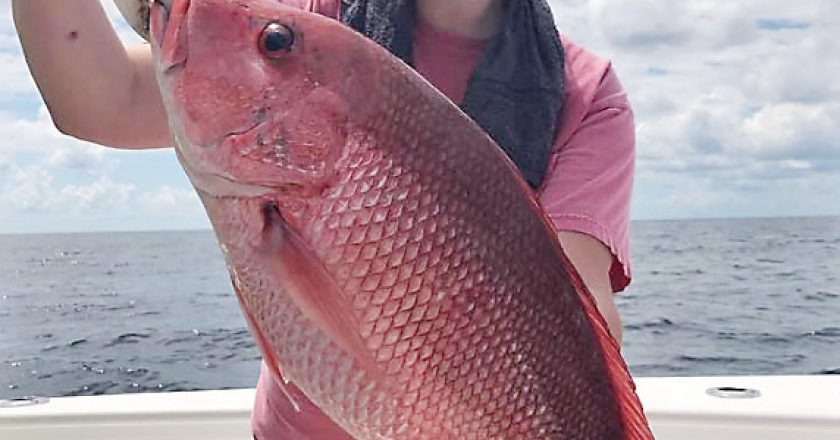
{"left": 252, "top": 1, "right": 636, "bottom": 438}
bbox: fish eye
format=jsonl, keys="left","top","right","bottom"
{"left": 260, "top": 23, "right": 295, "bottom": 58}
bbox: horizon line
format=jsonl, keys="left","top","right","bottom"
{"left": 1, "top": 214, "right": 838, "bottom": 237}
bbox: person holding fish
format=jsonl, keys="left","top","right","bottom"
{"left": 13, "top": 0, "right": 647, "bottom": 438}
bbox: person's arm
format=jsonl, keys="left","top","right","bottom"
{"left": 558, "top": 231, "right": 623, "bottom": 345}
{"left": 538, "top": 44, "right": 636, "bottom": 347}
{"left": 12, "top": 0, "right": 171, "bottom": 148}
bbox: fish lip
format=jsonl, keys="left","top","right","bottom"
{"left": 176, "top": 147, "right": 278, "bottom": 198}
{"left": 186, "top": 123, "right": 322, "bottom": 199}
{"left": 192, "top": 169, "right": 315, "bottom": 199}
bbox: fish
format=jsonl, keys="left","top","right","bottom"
{"left": 134, "top": 0, "right": 655, "bottom": 438}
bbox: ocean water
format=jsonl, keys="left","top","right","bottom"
{"left": 0, "top": 216, "right": 838, "bottom": 400}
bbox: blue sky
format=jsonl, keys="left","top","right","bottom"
{"left": 0, "top": 0, "right": 838, "bottom": 234}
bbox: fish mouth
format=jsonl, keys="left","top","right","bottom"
{"left": 176, "top": 147, "right": 283, "bottom": 199}
{"left": 190, "top": 170, "right": 315, "bottom": 199}
{"left": 175, "top": 135, "right": 321, "bottom": 200}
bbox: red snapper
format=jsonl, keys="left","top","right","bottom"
{"left": 144, "top": 0, "right": 654, "bottom": 438}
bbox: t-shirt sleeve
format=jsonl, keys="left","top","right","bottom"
{"left": 538, "top": 59, "right": 636, "bottom": 293}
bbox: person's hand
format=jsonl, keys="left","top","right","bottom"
{"left": 114, "top": 0, "right": 151, "bottom": 40}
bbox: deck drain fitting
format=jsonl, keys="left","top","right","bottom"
{"left": 706, "top": 386, "right": 761, "bottom": 399}
{"left": 0, "top": 396, "right": 50, "bottom": 408}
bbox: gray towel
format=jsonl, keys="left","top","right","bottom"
{"left": 341, "top": 0, "right": 566, "bottom": 189}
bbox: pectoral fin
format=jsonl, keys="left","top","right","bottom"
{"left": 259, "top": 202, "right": 382, "bottom": 382}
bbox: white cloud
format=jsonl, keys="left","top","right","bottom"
{"left": 1, "top": 164, "right": 53, "bottom": 212}
{"left": 0, "top": 51, "right": 35, "bottom": 97}
{"left": 0, "top": 162, "right": 133, "bottom": 213}
{"left": 0, "top": 106, "right": 113, "bottom": 175}
{"left": 0, "top": 32, "right": 19, "bottom": 52}
{"left": 0, "top": 0, "right": 11, "bottom": 28}
{"left": 141, "top": 185, "right": 203, "bottom": 212}
{"left": 44, "top": 145, "right": 108, "bottom": 171}
{"left": 0, "top": 157, "right": 207, "bottom": 233}
{"left": 0, "top": 148, "right": 9, "bottom": 170}
{"left": 741, "top": 103, "right": 840, "bottom": 161}
{"left": 740, "top": 35, "right": 840, "bottom": 104}
{"left": 549, "top": 0, "right": 840, "bottom": 217}
{"left": 58, "top": 178, "right": 136, "bottom": 211}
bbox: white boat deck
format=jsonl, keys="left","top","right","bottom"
{"left": 1, "top": 376, "right": 838, "bottom": 439}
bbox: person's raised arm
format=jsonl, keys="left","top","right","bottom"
{"left": 12, "top": 0, "right": 171, "bottom": 149}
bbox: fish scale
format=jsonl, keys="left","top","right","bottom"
{"left": 147, "top": 0, "right": 654, "bottom": 438}
{"left": 218, "top": 214, "right": 403, "bottom": 439}
{"left": 266, "top": 85, "right": 623, "bottom": 437}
